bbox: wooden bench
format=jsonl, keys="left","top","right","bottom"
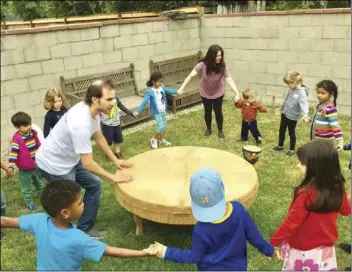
{"left": 59, "top": 64, "right": 151, "bottom": 127}
{"left": 149, "top": 51, "right": 202, "bottom": 114}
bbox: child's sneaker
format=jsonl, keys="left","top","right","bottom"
{"left": 160, "top": 139, "right": 171, "bottom": 146}
{"left": 272, "top": 146, "right": 283, "bottom": 151}
{"left": 26, "top": 204, "right": 38, "bottom": 212}
{"left": 286, "top": 150, "right": 295, "bottom": 156}
{"left": 150, "top": 138, "right": 158, "bottom": 149}
{"left": 256, "top": 137, "right": 262, "bottom": 145}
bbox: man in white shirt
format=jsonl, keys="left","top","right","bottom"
{"left": 36, "top": 79, "right": 133, "bottom": 239}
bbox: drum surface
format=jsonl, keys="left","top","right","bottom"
{"left": 243, "top": 145, "right": 261, "bottom": 152}
{"left": 115, "top": 146, "right": 259, "bottom": 225}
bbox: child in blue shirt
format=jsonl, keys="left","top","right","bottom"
{"left": 147, "top": 167, "right": 278, "bottom": 271}
{"left": 135, "top": 72, "right": 182, "bottom": 149}
{"left": 0, "top": 180, "right": 155, "bottom": 270}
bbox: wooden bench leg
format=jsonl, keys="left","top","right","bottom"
{"left": 172, "top": 97, "right": 177, "bottom": 114}
{"left": 133, "top": 214, "right": 144, "bottom": 236}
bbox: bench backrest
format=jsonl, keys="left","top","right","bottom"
{"left": 149, "top": 51, "right": 201, "bottom": 84}
{"left": 60, "top": 64, "right": 138, "bottom": 106}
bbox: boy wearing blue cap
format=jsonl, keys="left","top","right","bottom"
{"left": 148, "top": 167, "right": 278, "bottom": 271}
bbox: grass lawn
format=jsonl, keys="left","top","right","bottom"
{"left": 1, "top": 100, "right": 351, "bottom": 271}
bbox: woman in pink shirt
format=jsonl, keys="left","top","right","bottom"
{"left": 178, "top": 44, "right": 240, "bottom": 139}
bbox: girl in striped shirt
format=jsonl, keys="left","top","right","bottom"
{"left": 310, "top": 80, "right": 343, "bottom": 150}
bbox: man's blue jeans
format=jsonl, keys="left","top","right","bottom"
{"left": 36, "top": 160, "right": 102, "bottom": 233}
{"left": 1, "top": 190, "right": 6, "bottom": 216}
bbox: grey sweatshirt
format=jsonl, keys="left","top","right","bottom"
{"left": 100, "top": 97, "right": 134, "bottom": 126}
{"left": 280, "top": 87, "right": 309, "bottom": 121}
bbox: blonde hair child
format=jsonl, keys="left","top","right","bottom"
{"left": 43, "top": 88, "right": 68, "bottom": 138}
{"left": 272, "top": 71, "right": 310, "bottom": 156}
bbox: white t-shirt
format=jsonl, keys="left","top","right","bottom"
{"left": 152, "top": 87, "right": 165, "bottom": 112}
{"left": 35, "top": 102, "right": 101, "bottom": 175}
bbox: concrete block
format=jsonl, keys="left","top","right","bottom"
{"left": 138, "top": 45, "right": 155, "bottom": 58}
{"left": 154, "top": 43, "right": 173, "bottom": 55}
{"left": 50, "top": 43, "right": 71, "bottom": 59}
{"left": 33, "top": 104, "right": 47, "bottom": 118}
{"left": 135, "top": 22, "right": 153, "bottom": 34}
{"left": 56, "top": 30, "right": 81, "bottom": 43}
{"left": 232, "top": 38, "right": 250, "bottom": 49}
{"left": 42, "top": 59, "right": 64, "bottom": 74}
{"left": 231, "top": 60, "right": 249, "bottom": 72}
{"left": 311, "top": 14, "right": 350, "bottom": 26}
{"left": 258, "top": 51, "right": 278, "bottom": 62}
{"left": 322, "top": 52, "right": 350, "bottom": 66}
{"left": 76, "top": 65, "right": 102, "bottom": 77}
{"left": 310, "top": 39, "right": 334, "bottom": 52}
{"left": 1, "top": 96, "right": 14, "bottom": 112}
{"left": 1, "top": 79, "right": 29, "bottom": 95}
{"left": 220, "top": 38, "right": 233, "bottom": 49}
{"left": 278, "top": 51, "right": 298, "bottom": 64}
{"left": 256, "top": 73, "right": 277, "bottom": 85}
{"left": 298, "top": 52, "right": 321, "bottom": 64}
{"left": 53, "top": 70, "right": 77, "bottom": 86}
{"left": 323, "top": 26, "right": 349, "bottom": 39}
{"left": 338, "top": 105, "right": 351, "bottom": 116}
{"left": 334, "top": 79, "right": 350, "bottom": 93}
{"left": 24, "top": 46, "right": 50, "bottom": 62}
{"left": 29, "top": 74, "right": 54, "bottom": 90}
{"left": 288, "top": 39, "right": 311, "bottom": 52}
{"left": 337, "top": 92, "right": 351, "bottom": 106}
{"left": 83, "top": 53, "right": 104, "bottom": 67}
{"left": 64, "top": 56, "right": 84, "bottom": 70}
{"left": 139, "top": 69, "right": 150, "bottom": 81}
{"left": 249, "top": 62, "right": 267, "bottom": 73}
{"left": 182, "top": 19, "right": 198, "bottom": 29}
{"left": 299, "top": 26, "right": 323, "bottom": 39}
{"left": 232, "top": 70, "right": 257, "bottom": 83}
{"left": 183, "top": 39, "right": 200, "bottom": 51}
{"left": 132, "top": 33, "right": 148, "bottom": 46}
{"left": 267, "top": 39, "right": 289, "bottom": 51}
{"left": 1, "top": 50, "right": 24, "bottom": 66}
{"left": 286, "top": 64, "right": 309, "bottom": 75}
{"left": 240, "top": 50, "right": 258, "bottom": 61}
{"left": 266, "top": 15, "right": 289, "bottom": 27}
{"left": 133, "top": 58, "right": 150, "bottom": 70}
{"left": 33, "top": 32, "right": 57, "bottom": 46}
{"left": 81, "top": 27, "right": 100, "bottom": 40}
{"left": 226, "top": 49, "right": 241, "bottom": 61}
{"left": 226, "top": 27, "right": 250, "bottom": 38}
{"left": 13, "top": 91, "right": 32, "bottom": 109}
{"left": 114, "top": 35, "right": 132, "bottom": 49}
{"left": 122, "top": 47, "right": 140, "bottom": 61}
{"left": 308, "top": 64, "right": 332, "bottom": 78}
{"left": 120, "top": 24, "right": 137, "bottom": 35}
{"left": 168, "top": 21, "right": 183, "bottom": 31}
{"left": 249, "top": 39, "right": 268, "bottom": 50}
{"left": 103, "top": 51, "right": 122, "bottom": 64}
{"left": 266, "top": 85, "right": 286, "bottom": 96}
{"left": 233, "top": 16, "right": 250, "bottom": 27}
{"left": 190, "top": 28, "right": 199, "bottom": 39}
{"left": 1, "top": 65, "right": 16, "bottom": 81}
{"left": 334, "top": 39, "right": 351, "bottom": 53}
{"left": 332, "top": 66, "right": 351, "bottom": 79}
{"left": 267, "top": 63, "right": 286, "bottom": 75}
{"left": 148, "top": 32, "right": 163, "bottom": 44}
{"left": 217, "top": 17, "right": 232, "bottom": 27}
{"left": 279, "top": 27, "right": 299, "bottom": 39}
{"left": 163, "top": 30, "right": 178, "bottom": 42}
{"left": 100, "top": 24, "right": 120, "bottom": 38}
{"left": 1, "top": 110, "right": 8, "bottom": 126}
{"left": 288, "top": 14, "right": 312, "bottom": 26}
{"left": 275, "top": 75, "right": 285, "bottom": 86}
{"left": 153, "top": 21, "right": 168, "bottom": 32}
{"left": 254, "top": 27, "right": 279, "bottom": 38}
{"left": 94, "top": 38, "right": 114, "bottom": 52}
{"left": 200, "top": 17, "right": 217, "bottom": 28}
{"left": 302, "top": 77, "right": 319, "bottom": 91}
{"left": 15, "top": 62, "right": 42, "bottom": 78}
{"left": 103, "top": 62, "right": 130, "bottom": 74}
{"left": 71, "top": 41, "right": 94, "bottom": 56}
{"left": 178, "top": 29, "right": 191, "bottom": 40}
{"left": 1, "top": 34, "right": 32, "bottom": 50}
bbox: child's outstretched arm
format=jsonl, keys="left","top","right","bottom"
{"left": 178, "top": 69, "right": 198, "bottom": 94}
{"left": 298, "top": 92, "right": 310, "bottom": 122}
{"left": 135, "top": 91, "right": 151, "bottom": 115}
{"left": 1, "top": 216, "right": 19, "bottom": 228}
{"left": 116, "top": 97, "right": 134, "bottom": 117}
{"left": 104, "top": 246, "right": 154, "bottom": 258}
{"left": 234, "top": 99, "right": 244, "bottom": 108}
{"left": 161, "top": 85, "right": 178, "bottom": 95}
{"left": 242, "top": 205, "right": 274, "bottom": 257}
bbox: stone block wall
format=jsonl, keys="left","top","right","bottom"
{"left": 200, "top": 12, "right": 351, "bottom": 114}
{"left": 0, "top": 18, "right": 201, "bottom": 151}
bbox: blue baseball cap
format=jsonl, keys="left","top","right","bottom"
{"left": 190, "top": 167, "right": 226, "bottom": 222}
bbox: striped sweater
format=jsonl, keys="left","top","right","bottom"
{"left": 8, "top": 131, "right": 39, "bottom": 169}
{"left": 311, "top": 103, "right": 343, "bottom": 146}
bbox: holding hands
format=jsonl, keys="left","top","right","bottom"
{"left": 144, "top": 242, "right": 166, "bottom": 258}
{"left": 301, "top": 116, "right": 311, "bottom": 123}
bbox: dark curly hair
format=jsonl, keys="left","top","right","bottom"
{"left": 316, "top": 80, "right": 338, "bottom": 106}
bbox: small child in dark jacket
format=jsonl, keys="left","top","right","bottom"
{"left": 43, "top": 88, "right": 68, "bottom": 138}
{"left": 235, "top": 89, "right": 269, "bottom": 145}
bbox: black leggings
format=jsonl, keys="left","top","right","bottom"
{"left": 201, "top": 95, "right": 224, "bottom": 131}
{"left": 278, "top": 114, "right": 297, "bottom": 151}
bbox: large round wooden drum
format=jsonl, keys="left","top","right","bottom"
{"left": 115, "top": 146, "right": 259, "bottom": 235}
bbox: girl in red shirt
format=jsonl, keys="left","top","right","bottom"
{"left": 270, "top": 140, "right": 351, "bottom": 271}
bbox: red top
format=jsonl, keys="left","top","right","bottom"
{"left": 234, "top": 99, "right": 268, "bottom": 122}
{"left": 270, "top": 189, "right": 351, "bottom": 251}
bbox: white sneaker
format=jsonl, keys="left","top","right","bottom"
{"left": 150, "top": 138, "right": 158, "bottom": 149}
{"left": 160, "top": 139, "right": 171, "bottom": 146}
